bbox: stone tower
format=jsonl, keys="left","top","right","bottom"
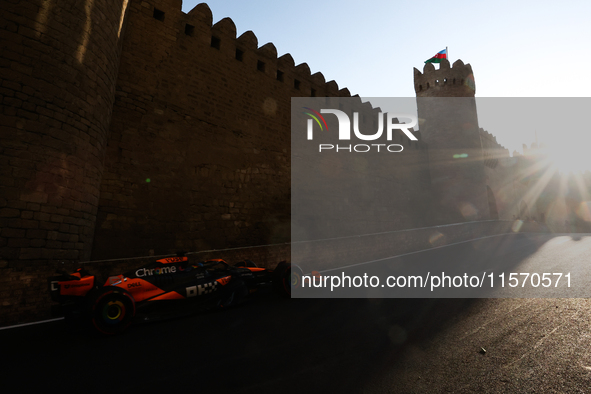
{"left": 413, "top": 59, "right": 489, "bottom": 223}
{"left": 0, "top": 0, "right": 130, "bottom": 264}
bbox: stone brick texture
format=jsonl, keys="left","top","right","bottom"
{"left": 1, "top": 0, "right": 129, "bottom": 265}
{"left": 0, "top": 0, "right": 129, "bottom": 324}
{"left": 92, "top": 0, "right": 301, "bottom": 259}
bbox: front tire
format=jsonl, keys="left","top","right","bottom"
{"left": 88, "top": 287, "right": 135, "bottom": 335}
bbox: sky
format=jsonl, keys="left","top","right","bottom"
{"left": 181, "top": 0, "right": 591, "bottom": 169}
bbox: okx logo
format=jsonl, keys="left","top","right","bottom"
{"left": 303, "top": 107, "right": 418, "bottom": 153}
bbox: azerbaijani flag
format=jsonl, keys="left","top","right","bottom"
{"left": 425, "top": 49, "right": 447, "bottom": 63}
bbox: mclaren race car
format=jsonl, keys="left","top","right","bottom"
{"left": 48, "top": 257, "right": 301, "bottom": 334}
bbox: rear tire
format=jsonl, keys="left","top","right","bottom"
{"left": 275, "top": 263, "right": 302, "bottom": 297}
{"left": 88, "top": 287, "right": 135, "bottom": 335}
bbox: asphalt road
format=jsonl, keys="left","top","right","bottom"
{"left": 3, "top": 233, "right": 591, "bottom": 393}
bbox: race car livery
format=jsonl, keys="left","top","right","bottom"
{"left": 49, "top": 257, "right": 300, "bottom": 334}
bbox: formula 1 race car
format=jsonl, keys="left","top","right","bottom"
{"left": 48, "top": 256, "right": 301, "bottom": 334}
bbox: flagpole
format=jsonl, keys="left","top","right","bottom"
{"left": 446, "top": 46, "right": 449, "bottom": 62}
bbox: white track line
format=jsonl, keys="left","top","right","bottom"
{"left": 0, "top": 317, "right": 64, "bottom": 331}
{"left": 317, "top": 233, "right": 514, "bottom": 273}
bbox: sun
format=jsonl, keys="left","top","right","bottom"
{"left": 546, "top": 145, "right": 590, "bottom": 174}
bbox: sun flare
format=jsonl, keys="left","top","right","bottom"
{"left": 546, "top": 145, "right": 590, "bottom": 174}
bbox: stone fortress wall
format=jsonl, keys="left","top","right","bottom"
{"left": 92, "top": 0, "right": 436, "bottom": 258}
{"left": 1, "top": 0, "right": 129, "bottom": 264}
{"left": 290, "top": 97, "right": 433, "bottom": 243}
{"left": 0, "top": 0, "right": 562, "bottom": 324}
{"left": 413, "top": 60, "right": 489, "bottom": 224}
{"left": 1, "top": 0, "right": 132, "bottom": 323}
{"left": 413, "top": 59, "right": 538, "bottom": 225}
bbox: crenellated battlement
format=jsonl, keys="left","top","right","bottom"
{"left": 479, "top": 128, "right": 510, "bottom": 169}
{"left": 137, "top": 1, "right": 355, "bottom": 99}
{"left": 118, "top": 1, "right": 407, "bottom": 142}
{"left": 413, "top": 59, "right": 476, "bottom": 97}
{"left": 479, "top": 128, "right": 507, "bottom": 151}
{"left": 126, "top": 0, "right": 392, "bottom": 129}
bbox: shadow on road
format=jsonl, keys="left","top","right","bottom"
{"left": 3, "top": 233, "right": 586, "bottom": 393}
{"left": 2, "top": 294, "right": 479, "bottom": 393}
